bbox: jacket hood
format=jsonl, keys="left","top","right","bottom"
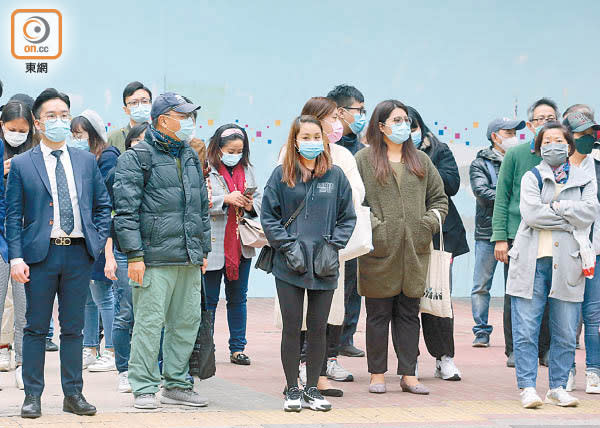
{"left": 476, "top": 146, "right": 503, "bottom": 162}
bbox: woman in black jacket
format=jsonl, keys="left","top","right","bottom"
{"left": 261, "top": 115, "right": 356, "bottom": 412}
{"left": 407, "top": 106, "right": 469, "bottom": 381}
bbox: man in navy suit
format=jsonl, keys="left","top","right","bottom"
{"left": 6, "top": 88, "right": 111, "bottom": 418}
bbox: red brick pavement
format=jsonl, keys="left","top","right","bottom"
{"left": 212, "top": 297, "right": 590, "bottom": 408}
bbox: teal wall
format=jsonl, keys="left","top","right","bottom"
{"left": 2, "top": 0, "right": 599, "bottom": 297}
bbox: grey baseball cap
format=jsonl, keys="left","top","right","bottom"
{"left": 563, "top": 111, "right": 600, "bottom": 133}
{"left": 150, "top": 92, "right": 200, "bottom": 120}
{"left": 486, "top": 117, "right": 526, "bottom": 141}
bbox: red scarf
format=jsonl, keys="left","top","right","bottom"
{"left": 218, "top": 163, "right": 246, "bottom": 280}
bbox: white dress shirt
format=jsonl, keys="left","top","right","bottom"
{"left": 10, "top": 142, "right": 84, "bottom": 267}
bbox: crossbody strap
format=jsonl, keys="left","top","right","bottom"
{"left": 284, "top": 198, "right": 306, "bottom": 229}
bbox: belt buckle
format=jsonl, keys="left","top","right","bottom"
{"left": 55, "top": 237, "right": 71, "bottom": 246}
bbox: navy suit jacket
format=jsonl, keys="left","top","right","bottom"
{"left": 6, "top": 144, "right": 112, "bottom": 264}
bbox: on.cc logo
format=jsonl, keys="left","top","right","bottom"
{"left": 23, "top": 16, "right": 50, "bottom": 44}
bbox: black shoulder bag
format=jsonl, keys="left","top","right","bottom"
{"left": 188, "top": 277, "right": 216, "bottom": 380}
{"left": 255, "top": 198, "right": 306, "bottom": 273}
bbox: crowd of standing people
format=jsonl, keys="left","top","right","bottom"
{"left": 0, "top": 80, "right": 596, "bottom": 418}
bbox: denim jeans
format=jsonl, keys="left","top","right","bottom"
{"left": 340, "top": 258, "right": 361, "bottom": 347}
{"left": 204, "top": 258, "right": 251, "bottom": 353}
{"left": 511, "top": 257, "right": 581, "bottom": 389}
{"left": 83, "top": 279, "right": 115, "bottom": 348}
{"left": 583, "top": 255, "right": 600, "bottom": 374}
{"left": 471, "top": 240, "right": 498, "bottom": 338}
{"left": 111, "top": 250, "right": 134, "bottom": 373}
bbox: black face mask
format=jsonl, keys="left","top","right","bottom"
{"left": 575, "top": 134, "right": 596, "bottom": 155}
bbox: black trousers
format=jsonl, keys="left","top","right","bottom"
{"left": 300, "top": 324, "right": 342, "bottom": 376}
{"left": 421, "top": 262, "right": 455, "bottom": 359}
{"left": 276, "top": 279, "right": 334, "bottom": 388}
{"left": 340, "top": 259, "right": 361, "bottom": 347}
{"left": 22, "top": 242, "right": 93, "bottom": 396}
{"left": 503, "top": 244, "right": 550, "bottom": 357}
{"left": 365, "top": 293, "right": 421, "bottom": 375}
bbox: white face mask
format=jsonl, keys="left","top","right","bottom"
{"left": 497, "top": 135, "right": 519, "bottom": 152}
{"left": 2, "top": 127, "right": 28, "bottom": 147}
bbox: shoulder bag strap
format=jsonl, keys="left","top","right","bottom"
{"left": 432, "top": 208, "right": 444, "bottom": 252}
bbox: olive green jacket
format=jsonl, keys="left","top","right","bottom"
{"left": 355, "top": 148, "right": 448, "bottom": 298}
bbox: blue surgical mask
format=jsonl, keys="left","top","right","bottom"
{"left": 174, "top": 117, "right": 196, "bottom": 142}
{"left": 68, "top": 138, "right": 89, "bottom": 151}
{"left": 411, "top": 130, "right": 422, "bottom": 147}
{"left": 43, "top": 119, "right": 71, "bottom": 143}
{"left": 387, "top": 122, "right": 411, "bottom": 145}
{"left": 349, "top": 113, "right": 367, "bottom": 135}
{"left": 221, "top": 152, "right": 242, "bottom": 167}
{"left": 130, "top": 104, "right": 151, "bottom": 123}
{"left": 530, "top": 125, "right": 544, "bottom": 151}
{"left": 297, "top": 140, "right": 324, "bottom": 160}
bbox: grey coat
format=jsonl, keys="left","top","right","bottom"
{"left": 206, "top": 164, "right": 262, "bottom": 271}
{"left": 507, "top": 161, "right": 599, "bottom": 302}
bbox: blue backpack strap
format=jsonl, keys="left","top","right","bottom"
{"left": 530, "top": 167, "right": 543, "bottom": 192}
{"left": 484, "top": 160, "right": 497, "bottom": 187}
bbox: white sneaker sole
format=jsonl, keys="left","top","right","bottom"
{"left": 301, "top": 400, "right": 331, "bottom": 412}
{"left": 88, "top": 365, "right": 117, "bottom": 372}
{"left": 522, "top": 398, "right": 543, "bottom": 409}
{"left": 283, "top": 402, "right": 302, "bottom": 412}
{"left": 160, "top": 396, "right": 208, "bottom": 407}
{"left": 435, "top": 369, "right": 461, "bottom": 381}
{"left": 586, "top": 386, "right": 600, "bottom": 394}
{"left": 544, "top": 397, "right": 579, "bottom": 407}
{"left": 134, "top": 402, "right": 160, "bottom": 409}
{"left": 327, "top": 374, "right": 354, "bottom": 382}
{"left": 118, "top": 385, "right": 132, "bottom": 393}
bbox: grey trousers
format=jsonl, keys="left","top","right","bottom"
{"left": 0, "top": 257, "right": 26, "bottom": 364}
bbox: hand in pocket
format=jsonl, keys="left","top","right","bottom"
{"left": 284, "top": 242, "right": 307, "bottom": 274}
{"left": 314, "top": 241, "right": 339, "bottom": 278}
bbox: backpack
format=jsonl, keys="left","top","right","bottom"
{"left": 530, "top": 166, "right": 584, "bottom": 194}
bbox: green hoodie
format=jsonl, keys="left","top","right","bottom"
{"left": 491, "top": 141, "right": 541, "bottom": 242}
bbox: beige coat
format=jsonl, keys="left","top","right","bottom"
{"left": 274, "top": 143, "right": 366, "bottom": 327}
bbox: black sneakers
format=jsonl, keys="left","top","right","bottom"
{"left": 302, "top": 387, "right": 332, "bottom": 412}
{"left": 283, "top": 386, "right": 302, "bottom": 412}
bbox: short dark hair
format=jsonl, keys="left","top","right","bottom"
{"left": 71, "top": 116, "right": 106, "bottom": 157}
{"left": 327, "top": 85, "right": 364, "bottom": 109}
{"left": 125, "top": 122, "right": 150, "bottom": 150}
{"left": 122, "top": 81, "right": 152, "bottom": 106}
{"left": 534, "top": 121, "right": 575, "bottom": 156}
{"left": 527, "top": 97, "right": 560, "bottom": 121}
{"left": 207, "top": 124, "right": 251, "bottom": 169}
{"left": 32, "top": 88, "right": 70, "bottom": 119}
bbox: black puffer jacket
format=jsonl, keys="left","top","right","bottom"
{"left": 113, "top": 130, "right": 211, "bottom": 265}
{"left": 419, "top": 132, "right": 469, "bottom": 258}
{"left": 469, "top": 147, "right": 502, "bottom": 241}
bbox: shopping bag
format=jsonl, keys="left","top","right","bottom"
{"left": 189, "top": 277, "right": 216, "bottom": 380}
{"left": 340, "top": 205, "right": 373, "bottom": 261}
{"left": 420, "top": 209, "right": 453, "bottom": 318}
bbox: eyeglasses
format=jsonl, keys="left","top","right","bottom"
{"left": 126, "top": 98, "right": 152, "bottom": 108}
{"left": 42, "top": 113, "right": 71, "bottom": 121}
{"left": 386, "top": 117, "right": 412, "bottom": 126}
{"left": 342, "top": 106, "right": 367, "bottom": 116}
{"left": 531, "top": 115, "right": 557, "bottom": 124}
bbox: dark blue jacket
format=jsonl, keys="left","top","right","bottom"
{"left": 0, "top": 141, "right": 7, "bottom": 262}
{"left": 6, "top": 145, "right": 112, "bottom": 264}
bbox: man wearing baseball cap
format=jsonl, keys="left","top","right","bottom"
{"left": 113, "top": 92, "right": 211, "bottom": 409}
{"left": 469, "top": 117, "right": 525, "bottom": 348}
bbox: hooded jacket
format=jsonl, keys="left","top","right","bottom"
{"left": 260, "top": 164, "right": 356, "bottom": 291}
{"left": 418, "top": 132, "right": 469, "bottom": 257}
{"left": 470, "top": 146, "right": 503, "bottom": 240}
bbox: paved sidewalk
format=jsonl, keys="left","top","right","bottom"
{"left": 0, "top": 297, "right": 598, "bottom": 427}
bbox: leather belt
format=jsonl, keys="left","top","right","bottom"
{"left": 50, "top": 237, "right": 85, "bottom": 246}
